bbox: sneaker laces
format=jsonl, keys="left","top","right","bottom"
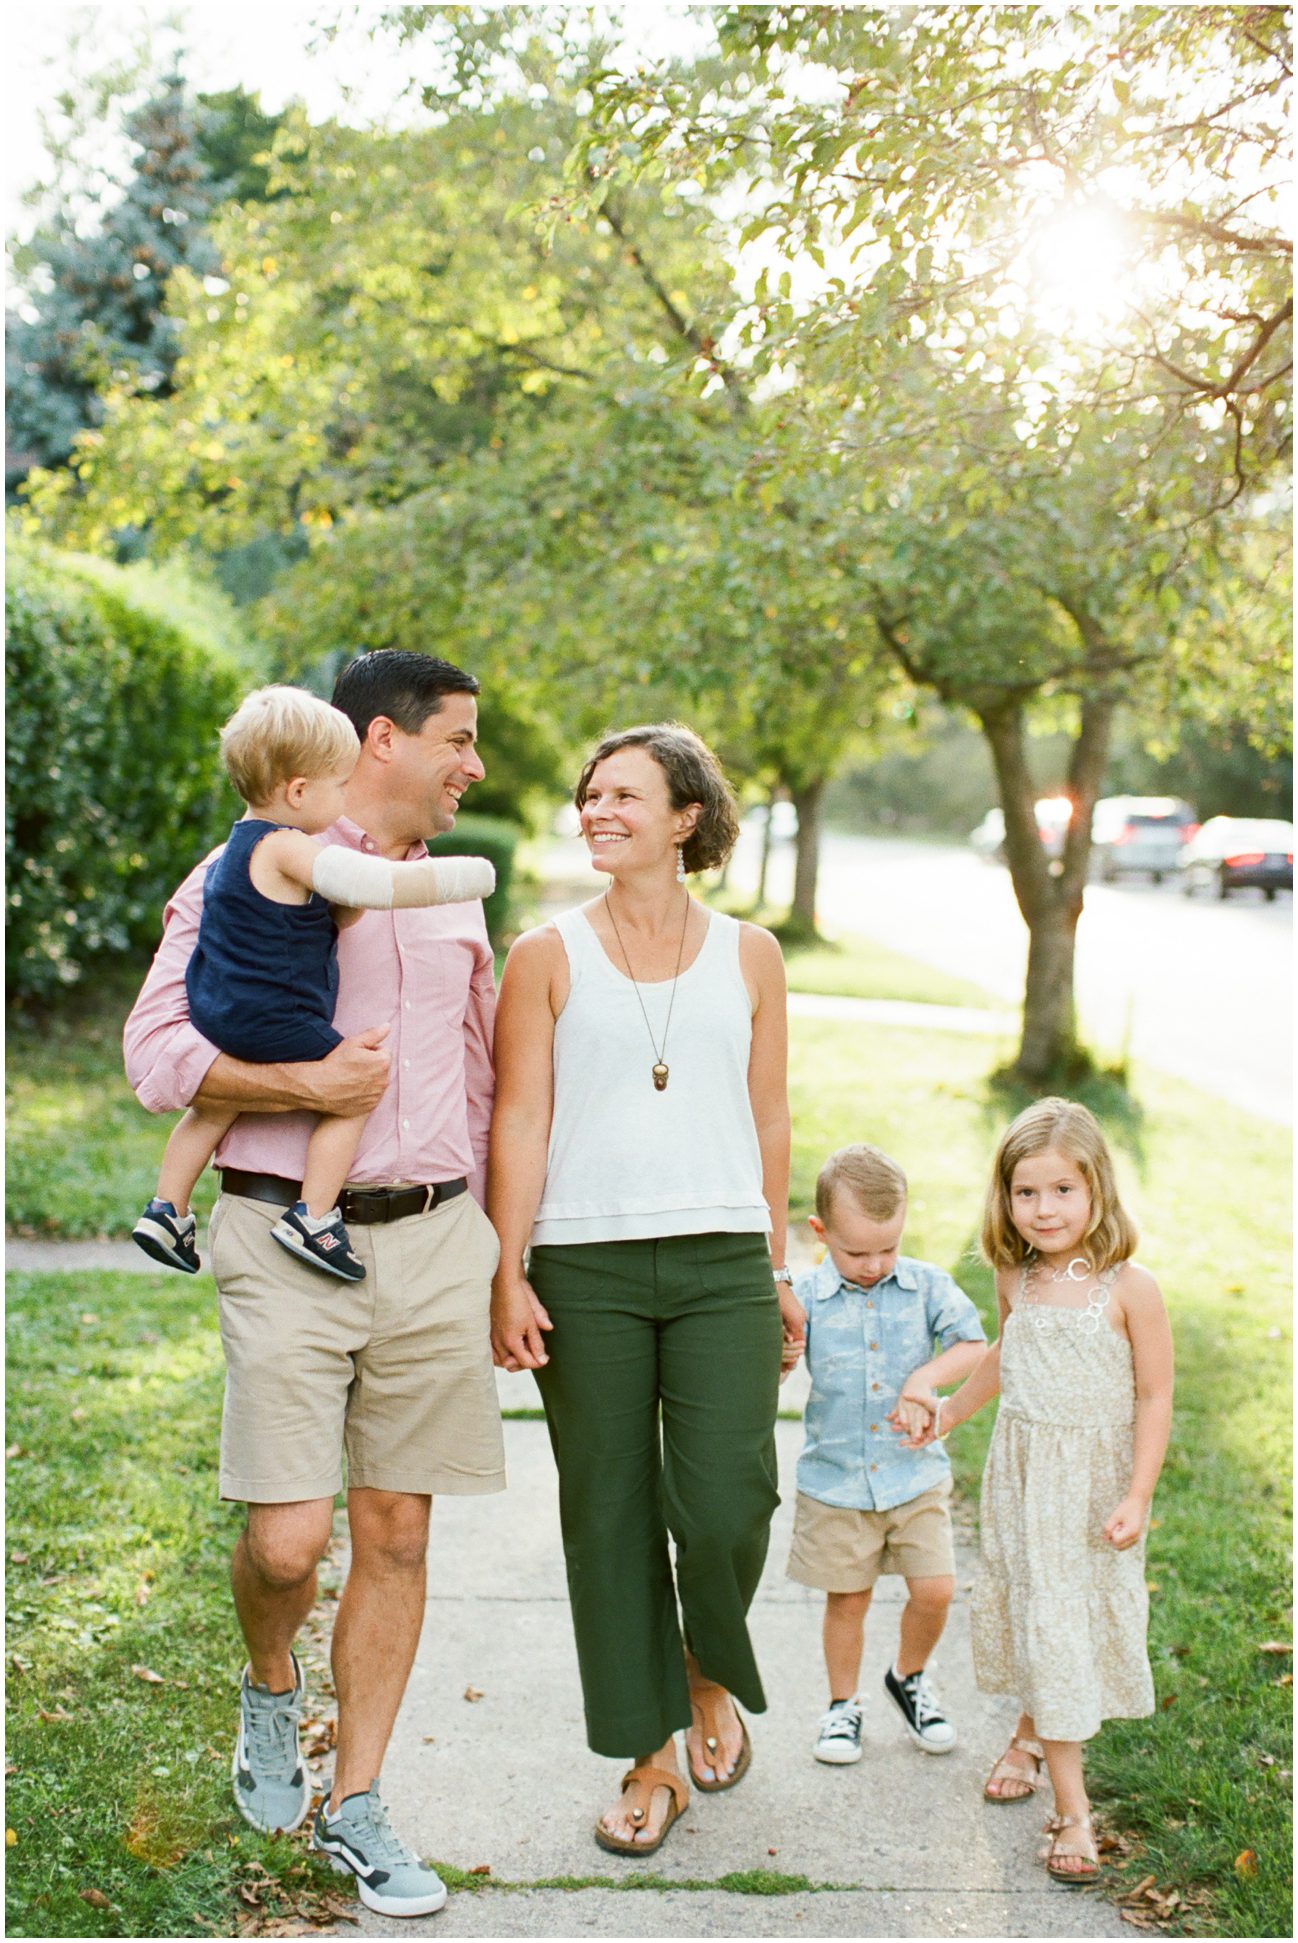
{"left": 818, "top": 1701, "right": 862, "bottom": 1738}
{"left": 244, "top": 1687, "right": 301, "bottom": 1779}
{"left": 342, "top": 1791, "right": 418, "bottom": 1869}
{"left": 909, "top": 1672, "right": 944, "bottom": 1724}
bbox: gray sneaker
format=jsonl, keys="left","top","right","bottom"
{"left": 312, "top": 1783, "right": 448, "bottom": 1918}
{"left": 231, "top": 1653, "right": 310, "bottom": 1832}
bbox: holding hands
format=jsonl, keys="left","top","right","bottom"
{"left": 887, "top": 1375, "right": 944, "bottom": 1450}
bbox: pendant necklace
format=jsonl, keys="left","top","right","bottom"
{"left": 604, "top": 887, "right": 690, "bottom": 1092}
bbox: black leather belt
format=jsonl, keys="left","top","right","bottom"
{"left": 218, "top": 1169, "right": 468, "bottom": 1224}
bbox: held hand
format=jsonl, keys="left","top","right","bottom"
{"left": 886, "top": 1393, "right": 937, "bottom": 1449}
{"left": 306, "top": 1026, "right": 391, "bottom": 1115}
{"left": 1103, "top": 1493, "right": 1148, "bottom": 1550}
{"left": 777, "top": 1284, "right": 807, "bottom": 1385}
{"left": 490, "top": 1273, "right": 553, "bottom": 1372}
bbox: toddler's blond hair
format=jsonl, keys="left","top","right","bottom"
{"left": 815, "top": 1144, "right": 908, "bottom": 1224}
{"left": 982, "top": 1097, "right": 1138, "bottom": 1271}
{"left": 219, "top": 685, "right": 360, "bottom": 806}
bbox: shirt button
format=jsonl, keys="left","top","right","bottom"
{"left": 866, "top": 1301, "right": 874, "bottom": 1310}
{"left": 402, "top": 1059, "right": 411, "bottom": 1069}
{"left": 869, "top": 1342, "right": 879, "bottom": 1352}
{"left": 870, "top": 1423, "right": 879, "bottom": 1433}
{"left": 869, "top": 1463, "right": 878, "bottom": 1472}
{"left": 402, "top": 1118, "right": 410, "bottom": 1129}
{"left": 403, "top": 1000, "right": 412, "bottom": 1011}
{"left": 871, "top": 1382, "right": 881, "bottom": 1392}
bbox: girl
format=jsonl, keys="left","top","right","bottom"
{"left": 899, "top": 1098, "right": 1173, "bottom": 1884}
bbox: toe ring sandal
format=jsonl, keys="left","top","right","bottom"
{"left": 687, "top": 1680, "right": 752, "bottom": 1792}
{"left": 983, "top": 1734, "right": 1045, "bottom": 1803}
{"left": 593, "top": 1765, "right": 689, "bottom": 1856}
{"left": 1038, "top": 1812, "right": 1102, "bottom": 1885}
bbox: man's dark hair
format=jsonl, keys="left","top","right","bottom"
{"left": 331, "top": 651, "right": 479, "bottom": 742}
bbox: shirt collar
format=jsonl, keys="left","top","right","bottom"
{"left": 327, "top": 814, "right": 427, "bottom": 861}
{"left": 810, "top": 1253, "right": 920, "bottom": 1299}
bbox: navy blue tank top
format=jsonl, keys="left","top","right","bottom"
{"left": 185, "top": 818, "right": 344, "bottom": 1064}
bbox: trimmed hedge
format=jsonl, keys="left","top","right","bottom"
{"left": 6, "top": 543, "right": 246, "bottom": 1002}
{"left": 427, "top": 811, "right": 520, "bottom": 946}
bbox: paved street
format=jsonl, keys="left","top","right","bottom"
{"left": 727, "top": 826, "right": 1292, "bottom": 1124}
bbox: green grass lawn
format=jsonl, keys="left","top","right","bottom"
{"left": 6, "top": 983, "right": 1292, "bottom": 1936}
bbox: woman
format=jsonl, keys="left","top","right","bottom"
{"left": 488, "top": 723, "right": 803, "bottom": 1855}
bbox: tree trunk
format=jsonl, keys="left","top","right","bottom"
{"left": 755, "top": 786, "right": 777, "bottom": 908}
{"left": 789, "top": 776, "right": 825, "bottom": 935}
{"left": 977, "top": 692, "right": 1116, "bottom": 1082}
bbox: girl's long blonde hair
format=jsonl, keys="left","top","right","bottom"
{"left": 981, "top": 1097, "right": 1138, "bottom": 1271}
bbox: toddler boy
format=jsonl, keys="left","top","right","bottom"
{"left": 787, "top": 1144, "right": 986, "bottom": 1763}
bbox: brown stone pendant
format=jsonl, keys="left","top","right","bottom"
{"left": 652, "top": 1062, "right": 670, "bottom": 1092}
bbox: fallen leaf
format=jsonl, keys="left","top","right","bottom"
{"left": 4, "top": 1830, "right": 15, "bottom": 1848}
{"left": 41, "top": 1574, "right": 67, "bottom": 1587}
{"left": 78, "top": 1889, "right": 113, "bottom": 1910}
{"left": 767, "top": 1846, "right": 778, "bottom": 1856}
{"left": 6, "top": 1444, "right": 24, "bottom": 1460}
{"left": 131, "top": 1664, "right": 165, "bottom": 1685}
{"left": 421, "top": 1734, "right": 437, "bottom": 1744}
{"left": 1120, "top": 1913, "right": 1154, "bottom": 1930}
{"left": 38, "top": 1706, "right": 73, "bottom": 1723}
{"left": 80, "top": 1313, "right": 98, "bottom": 1325}
{"left": 468, "top": 1863, "right": 491, "bottom": 1876}
{"left": 1273, "top": 1672, "right": 1292, "bottom": 1687}
{"left": 463, "top": 1684, "right": 484, "bottom": 1703}
{"left": 1121, "top": 1874, "right": 1157, "bottom": 1901}
{"left": 1234, "top": 1849, "right": 1258, "bottom": 1877}
{"left": 4, "top": 1764, "right": 15, "bottom": 1777}
{"left": 134, "top": 1580, "right": 153, "bottom": 1607}
{"left": 1256, "top": 1641, "right": 1292, "bottom": 1655}
{"left": 70, "top": 1407, "right": 86, "bottom": 1424}
{"left": 9, "top": 1656, "right": 31, "bottom": 1675}
{"left": 9, "top": 1552, "right": 29, "bottom": 1565}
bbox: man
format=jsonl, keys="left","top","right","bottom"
{"left": 124, "top": 652, "right": 505, "bottom": 1920}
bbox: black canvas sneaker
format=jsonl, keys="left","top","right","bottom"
{"left": 883, "top": 1663, "right": 957, "bottom": 1752}
{"left": 813, "top": 1698, "right": 864, "bottom": 1764}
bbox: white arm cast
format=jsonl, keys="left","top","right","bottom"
{"left": 311, "top": 846, "right": 496, "bottom": 910}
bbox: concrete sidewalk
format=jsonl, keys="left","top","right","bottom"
{"left": 322, "top": 1419, "right": 1125, "bottom": 1940}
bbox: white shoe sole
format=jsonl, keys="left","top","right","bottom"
{"left": 899, "top": 1721, "right": 957, "bottom": 1754}
{"left": 318, "top": 1848, "right": 448, "bottom": 1916}
{"left": 814, "top": 1742, "right": 863, "bottom": 1765}
{"left": 132, "top": 1219, "right": 200, "bottom": 1273}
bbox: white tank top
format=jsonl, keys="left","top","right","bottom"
{"left": 530, "top": 905, "right": 771, "bottom": 1246}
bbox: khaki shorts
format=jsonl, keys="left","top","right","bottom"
{"left": 209, "top": 1188, "right": 506, "bottom": 1504}
{"left": 787, "top": 1476, "right": 955, "bottom": 1592}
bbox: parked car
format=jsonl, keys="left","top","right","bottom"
{"left": 969, "top": 797, "right": 1072, "bottom": 863}
{"left": 1178, "top": 817, "right": 1294, "bottom": 900}
{"left": 1091, "top": 796, "right": 1198, "bottom": 884}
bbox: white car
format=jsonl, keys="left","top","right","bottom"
{"left": 1091, "top": 797, "right": 1197, "bottom": 884}
{"left": 970, "top": 798, "right": 1073, "bottom": 864}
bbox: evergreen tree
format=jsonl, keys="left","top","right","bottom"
{"left": 7, "top": 73, "right": 219, "bottom": 486}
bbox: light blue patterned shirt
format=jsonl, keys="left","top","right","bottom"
{"left": 795, "top": 1253, "right": 986, "bottom": 1512}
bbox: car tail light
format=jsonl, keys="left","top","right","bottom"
{"left": 1112, "top": 824, "right": 1135, "bottom": 845}
{"left": 1183, "top": 823, "right": 1200, "bottom": 842}
{"left": 1224, "top": 852, "right": 1265, "bottom": 867}
{"left": 1287, "top": 854, "right": 1293, "bottom": 865}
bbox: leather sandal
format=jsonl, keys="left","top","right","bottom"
{"left": 1038, "top": 1812, "right": 1102, "bottom": 1884}
{"left": 983, "top": 1733, "right": 1045, "bottom": 1802}
{"left": 593, "top": 1764, "right": 688, "bottom": 1856}
{"left": 686, "top": 1680, "right": 752, "bottom": 1792}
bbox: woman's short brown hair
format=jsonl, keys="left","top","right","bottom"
{"left": 981, "top": 1097, "right": 1138, "bottom": 1272}
{"left": 574, "top": 723, "right": 741, "bottom": 875}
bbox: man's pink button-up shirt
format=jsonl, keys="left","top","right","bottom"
{"left": 122, "top": 815, "right": 496, "bottom": 1198}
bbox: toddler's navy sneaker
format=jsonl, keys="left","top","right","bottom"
{"left": 132, "top": 1199, "right": 200, "bottom": 1273}
{"left": 271, "top": 1203, "right": 365, "bottom": 1282}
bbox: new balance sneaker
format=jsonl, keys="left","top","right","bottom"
{"left": 313, "top": 1783, "right": 448, "bottom": 1918}
{"left": 270, "top": 1203, "right": 365, "bottom": 1282}
{"left": 813, "top": 1698, "right": 864, "bottom": 1765}
{"left": 883, "top": 1663, "right": 957, "bottom": 1753}
{"left": 132, "top": 1199, "right": 200, "bottom": 1273}
{"left": 232, "top": 1652, "right": 310, "bottom": 1832}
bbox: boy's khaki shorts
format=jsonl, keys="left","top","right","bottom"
{"left": 209, "top": 1187, "right": 506, "bottom": 1504}
{"left": 787, "top": 1476, "right": 955, "bottom": 1592}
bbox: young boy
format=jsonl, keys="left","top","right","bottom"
{"left": 787, "top": 1144, "right": 987, "bottom": 1764}
{"left": 131, "top": 685, "right": 493, "bottom": 1284}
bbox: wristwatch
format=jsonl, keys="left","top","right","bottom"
{"left": 772, "top": 1266, "right": 793, "bottom": 1286}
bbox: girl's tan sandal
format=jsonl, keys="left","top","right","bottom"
{"left": 686, "top": 1680, "right": 752, "bottom": 1792}
{"left": 1038, "top": 1812, "right": 1103, "bottom": 1885}
{"left": 982, "top": 1734, "right": 1045, "bottom": 1802}
{"left": 593, "top": 1765, "right": 688, "bottom": 1856}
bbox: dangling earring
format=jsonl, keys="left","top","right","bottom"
{"left": 676, "top": 845, "right": 686, "bottom": 884}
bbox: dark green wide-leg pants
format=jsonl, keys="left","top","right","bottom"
{"left": 530, "top": 1232, "right": 782, "bottom": 1757}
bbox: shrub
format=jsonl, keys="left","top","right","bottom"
{"left": 6, "top": 541, "right": 247, "bottom": 1002}
{"left": 428, "top": 812, "right": 520, "bottom": 945}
